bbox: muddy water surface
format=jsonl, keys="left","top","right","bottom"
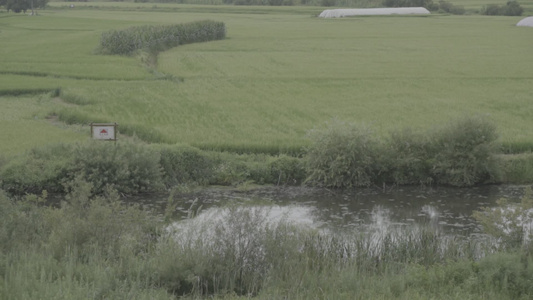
{"left": 127, "top": 184, "right": 529, "bottom": 235}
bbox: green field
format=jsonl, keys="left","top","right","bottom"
{"left": 1, "top": 4, "right": 532, "bottom": 156}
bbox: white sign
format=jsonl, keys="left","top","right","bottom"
{"left": 90, "top": 123, "right": 117, "bottom": 141}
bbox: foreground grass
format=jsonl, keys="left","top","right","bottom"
{"left": 2, "top": 183, "right": 533, "bottom": 300}
{"left": 1, "top": 5, "right": 533, "bottom": 155}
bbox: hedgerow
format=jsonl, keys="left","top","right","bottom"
{"left": 97, "top": 20, "right": 226, "bottom": 55}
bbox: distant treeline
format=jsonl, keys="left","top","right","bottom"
{"left": 55, "top": 0, "right": 526, "bottom": 15}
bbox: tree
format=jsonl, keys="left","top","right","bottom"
{"left": 6, "top": 0, "right": 48, "bottom": 14}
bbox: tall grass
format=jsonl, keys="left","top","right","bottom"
{"left": 2, "top": 185, "right": 533, "bottom": 299}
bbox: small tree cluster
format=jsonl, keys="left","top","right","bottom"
{"left": 305, "top": 116, "right": 499, "bottom": 188}
{"left": 1, "top": 0, "right": 48, "bottom": 13}
{"left": 382, "top": 0, "right": 433, "bottom": 8}
{"left": 481, "top": 1, "right": 523, "bottom": 16}
{"left": 98, "top": 20, "right": 226, "bottom": 56}
{"left": 382, "top": 0, "right": 465, "bottom": 14}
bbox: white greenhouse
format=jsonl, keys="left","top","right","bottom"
{"left": 516, "top": 16, "right": 533, "bottom": 27}
{"left": 319, "top": 7, "right": 430, "bottom": 18}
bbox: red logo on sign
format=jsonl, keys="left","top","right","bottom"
{"left": 100, "top": 129, "right": 108, "bottom": 135}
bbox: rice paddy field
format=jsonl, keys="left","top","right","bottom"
{"left": 1, "top": 2, "right": 532, "bottom": 156}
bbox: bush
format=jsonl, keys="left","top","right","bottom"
{"left": 269, "top": 155, "right": 306, "bottom": 185}
{"left": 499, "top": 153, "right": 533, "bottom": 184}
{"left": 382, "top": 128, "right": 432, "bottom": 185}
{"left": 305, "top": 119, "right": 382, "bottom": 188}
{"left": 0, "top": 190, "right": 49, "bottom": 254}
{"left": 481, "top": 1, "right": 523, "bottom": 16}
{"left": 382, "top": 0, "right": 434, "bottom": 8}
{"left": 476, "top": 252, "right": 533, "bottom": 298}
{"left": 502, "top": 0, "right": 523, "bottom": 16}
{"left": 429, "top": 115, "right": 499, "bottom": 187}
{"left": 0, "top": 142, "right": 164, "bottom": 195}
{"left": 437, "top": 0, "right": 465, "bottom": 14}
{"left": 158, "top": 205, "right": 282, "bottom": 296}
{"left": 68, "top": 142, "right": 164, "bottom": 195}
{"left": 482, "top": 4, "right": 502, "bottom": 15}
{"left": 159, "top": 145, "right": 215, "bottom": 187}
{"left": 304, "top": 116, "right": 499, "bottom": 188}
{"left": 473, "top": 187, "right": 533, "bottom": 249}
{"left": 0, "top": 143, "right": 74, "bottom": 194}
{"left": 45, "top": 177, "right": 159, "bottom": 261}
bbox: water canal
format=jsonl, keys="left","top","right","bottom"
{"left": 127, "top": 184, "right": 529, "bottom": 236}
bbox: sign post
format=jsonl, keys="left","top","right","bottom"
{"left": 90, "top": 123, "right": 118, "bottom": 142}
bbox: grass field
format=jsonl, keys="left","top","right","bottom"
{"left": 1, "top": 3, "right": 532, "bottom": 156}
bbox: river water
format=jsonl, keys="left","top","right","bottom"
{"left": 127, "top": 184, "right": 529, "bottom": 236}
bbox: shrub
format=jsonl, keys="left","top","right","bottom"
{"left": 382, "top": 128, "right": 432, "bottom": 185}
{"left": 502, "top": 0, "right": 523, "bottom": 16}
{"left": 45, "top": 177, "right": 160, "bottom": 261}
{"left": 475, "top": 252, "right": 533, "bottom": 298}
{"left": 68, "top": 142, "right": 164, "bottom": 195}
{"left": 499, "top": 153, "right": 533, "bottom": 184}
{"left": 481, "top": 1, "right": 523, "bottom": 16}
{"left": 0, "top": 190, "right": 49, "bottom": 254}
{"left": 159, "top": 145, "right": 215, "bottom": 187}
{"left": 305, "top": 119, "right": 382, "bottom": 188}
{"left": 481, "top": 4, "right": 502, "bottom": 15}
{"left": 437, "top": 0, "right": 465, "bottom": 14}
{"left": 304, "top": 116, "right": 499, "bottom": 189}
{"left": 0, "top": 143, "right": 74, "bottom": 194}
{"left": 269, "top": 155, "right": 306, "bottom": 185}
{"left": 473, "top": 187, "right": 533, "bottom": 249}
{"left": 429, "top": 115, "right": 499, "bottom": 186}
{"left": 210, "top": 153, "right": 259, "bottom": 186}
{"left": 321, "top": 0, "right": 336, "bottom": 6}
{"left": 382, "top": 0, "right": 434, "bottom": 8}
{"left": 158, "top": 206, "right": 279, "bottom": 296}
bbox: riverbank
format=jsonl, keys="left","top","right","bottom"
{"left": 2, "top": 181, "right": 533, "bottom": 300}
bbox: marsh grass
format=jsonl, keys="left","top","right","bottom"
{"left": 3, "top": 186, "right": 532, "bottom": 299}
{"left": 499, "top": 153, "right": 533, "bottom": 183}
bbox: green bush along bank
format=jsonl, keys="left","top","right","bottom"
{"left": 1, "top": 116, "right": 532, "bottom": 195}
{"left": 305, "top": 115, "right": 500, "bottom": 188}
{"left": 0, "top": 141, "right": 306, "bottom": 195}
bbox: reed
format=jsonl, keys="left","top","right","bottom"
{"left": 2, "top": 187, "right": 532, "bottom": 299}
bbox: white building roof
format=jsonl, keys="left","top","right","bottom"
{"left": 516, "top": 16, "right": 533, "bottom": 27}
{"left": 319, "top": 7, "right": 431, "bottom": 18}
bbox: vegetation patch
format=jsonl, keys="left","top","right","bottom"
{"left": 1, "top": 183, "right": 533, "bottom": 299}
{"left": 0, "top": 88, "right": 61, "bottom": 97}
{"left": 305, "top": 116, "right": 500, "bottom": 188}
{"left": 97, "top": 20, "right": 226, "bottom": 56}
{"left": 481, "top": 0, "right": 524, "bottom": 15}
